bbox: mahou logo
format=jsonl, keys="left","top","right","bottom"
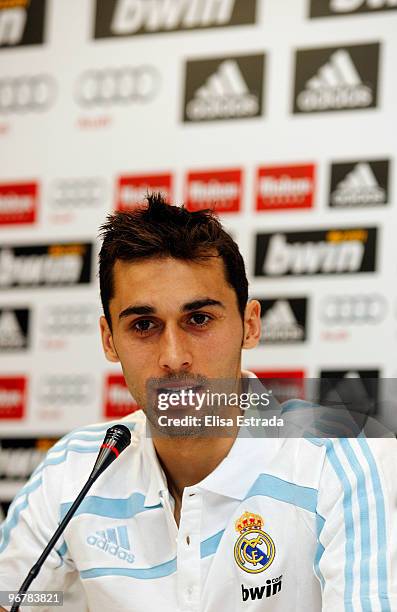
{"left": 254, "top": 228, "right": 377, "bottom": 277}
{"left": 185, "top": 169, "right": 242, "bottom": 213}
{"left": 310, "top": 0, "right": 397, "bottom": 18}
{"left": 94, "top": 0, "right": 257, "bottom": 38}
{"left": 293, "top": 43, "right": 380, "bottom": 113}
{"left": 0, "top": 0, "right": 46, "bottom": 48}
{"left": 0, "top": 182, "right": 38, "bottom": 225}
{"left": 256, "top": 165, "right": 315, "bottom": 211}
{"left": 104, "top": 374, "right": 140, "bottom": 418}
{"left": 116, "top": 174, "right": 172, "bottom": 211}
{"left": 254, "top": 371, "right": 305, "bottom": 403}
{"left": 0, "top": 376, "right": 26, "bottom": 420}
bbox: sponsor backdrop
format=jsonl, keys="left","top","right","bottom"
{"left": 0, "top": 0, "right": 396, "bottom": 509}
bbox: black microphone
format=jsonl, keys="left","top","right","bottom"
{"left": 89, "top": 424, "right": 131, "bottom": 479}
{"left": 10, "top": 424, "right": 131, "bottom": 612}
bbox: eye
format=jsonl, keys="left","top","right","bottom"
{"left": 131, "top": 319, "right": 156, "bottom": 335}
{"left": 189, "top": 313, "right": 212, "bottom": 327}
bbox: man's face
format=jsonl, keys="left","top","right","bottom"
{"left": 100, "top": 255, "right": 260, "bottom": 433}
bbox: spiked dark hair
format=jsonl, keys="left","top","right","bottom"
{"left": 98, "top": 193, "right": 248, "bottom": 329}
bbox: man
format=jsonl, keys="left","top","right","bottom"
{"left": 0, "top": 194, "right": 396, "bottom": 611}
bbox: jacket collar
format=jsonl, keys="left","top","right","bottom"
{"left": 142, "top": 371, "right": 282, "bottom": 505}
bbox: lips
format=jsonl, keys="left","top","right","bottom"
{"left": 154, "top": 384, "right": 204, "bottom": 411}
{"left": 155, "top": 377, "right": 202, "bottom": 390}
{"left": 157, "top": 385, "right": 202, "bottom": 394}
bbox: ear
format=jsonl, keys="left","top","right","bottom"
{"left": 99, "top": 315, "right": 120, "bottom": 363}
{"left": 242, "top": 300, "right": 261, "bottom": 349}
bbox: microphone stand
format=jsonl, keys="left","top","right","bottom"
{"left": 10, "top": 476, "right": 99, "bottom": 612}
{"left": 10, "top": 424, "right": 131, "bottom": 612}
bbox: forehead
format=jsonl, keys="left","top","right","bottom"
{"left": 111, "top": 256, "right": 233, "bottom": 306}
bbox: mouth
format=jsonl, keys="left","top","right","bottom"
{"left": 156, "top": 385, "right": 203, "bottom": 395}
{"left": 154, "top": 385, "right": 204, "bottom": 411}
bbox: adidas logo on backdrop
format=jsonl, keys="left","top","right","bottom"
{"left": 256, "top": 298, "right": 308, "bottom": 343}
{"left": 183, "top": 53, "right": 265, "bottom": 122}
{"left": 293, "top": 43, "right": 380, "bottom": 113}
{"left": 329, "top": 160, "right": 389, "bottom": 207}
{"left": 0, "top": 309, "right": 29, "bottom": 350}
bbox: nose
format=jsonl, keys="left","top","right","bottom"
{"left": 158, "top": 323, "right": 192, "bottom": 373}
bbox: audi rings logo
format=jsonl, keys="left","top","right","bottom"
{"left": 322, "top": 294, "right": 387, "bottom": 324}
{"left": 0, "top": 75, "right": 57, "bottom": 114}
{"left": 38, "top": 375, "right": 93, "bottom": 406}
{"left": 42, "top": 304, "right": 98, "bottom": 335}
{"left": 50, "top": 178, "right": 106, "bottom": 209}
{"left": 75, "top": 66, "right": 160, "bottom": 107}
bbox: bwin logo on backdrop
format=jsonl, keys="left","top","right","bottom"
{"left": 310, "top": 0, "right": 397, "bottom": 18}
{"left": 183, "top": 54, "right": 265, "bottom": 122}
{"left": 0, "top": 0, "right": 46, "bottom": 48}
{"left": 0, "top": 243, "right": 92, "bottom": 289}
{"left": 0, "top": 440, "right": 49, "bottom": 480}
{"left": 254, "top": 228, "right": 377, "bottom": 277}
{"left": 87, "top": 527, "right": 135, "bottom": 563}
{"left": 94, "top": 0, "right": 257, "bottom": 37}
{"left": 293, "top": 43, "right": 380, "bottom": 113}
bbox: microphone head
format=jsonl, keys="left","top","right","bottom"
{"left": 90, "top": 424, "right": 132, "bottom": 480}
{"left": 104, "top": 424, "right": 132, "bottom": 454}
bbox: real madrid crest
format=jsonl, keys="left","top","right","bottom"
{"left": 234, "top": 511, "right": 275, "bottom": 574}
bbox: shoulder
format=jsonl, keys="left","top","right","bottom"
{"left": 304, "top": 437, "right": 397, "bottom": 515}
{"left": 52, "top": 409, "right": 145, "bottom": 452}
{"left": 36, "top": 410, "right": 146, "bottom": 483}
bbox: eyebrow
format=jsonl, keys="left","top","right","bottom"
{"left": 118, "top": 298, "right": 225, "bottom": 320}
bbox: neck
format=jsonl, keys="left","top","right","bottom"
{"left": 152, "top": 427, "right": 238, "bottom": 501}
{"left": 150, "top": 371, "right": 248, "bottom": 500}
